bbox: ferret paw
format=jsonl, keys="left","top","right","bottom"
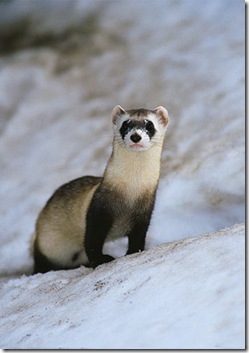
{"left": 91, "top": 254, "right": 114, "bottom": 268}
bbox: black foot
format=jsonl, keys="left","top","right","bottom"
{"left": 91, "top": 254, "right": 114, "bottom": 268}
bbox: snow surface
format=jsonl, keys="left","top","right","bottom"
{"left": 0, "top": 0, "right": 245, "bottom": 349}
{"left": 0, "top": 224, "right": 245, "bottom": 349}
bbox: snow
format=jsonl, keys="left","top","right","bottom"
{"left": 0, "top": 0, "right": 245, "bottom": 349}
{"left": 0, "top": 224, "right": 245, "bottom": 349}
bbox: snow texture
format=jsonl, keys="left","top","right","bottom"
{"left": 0, "top": 224, "right": 245, "bottom": 349}
{"left": 0, "top": 0, "right": 245, "bottom": 349}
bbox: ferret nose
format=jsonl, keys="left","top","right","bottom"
{"left": 130, "top": 133, "right": 142, "bottom": 143}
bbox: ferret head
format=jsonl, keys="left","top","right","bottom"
{"left": 112, "top": 105, "right": 169, "bottom": 151}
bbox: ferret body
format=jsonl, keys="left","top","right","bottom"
{"left": 33, "top": 105, "right": 169, "bottom": 273}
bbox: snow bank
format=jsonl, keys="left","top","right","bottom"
{"left": 0, "top": 223, "right": 245, "bottom": 349}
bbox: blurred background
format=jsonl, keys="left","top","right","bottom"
{"left": 0, "top": 0, "right": 245, "bottom": 275}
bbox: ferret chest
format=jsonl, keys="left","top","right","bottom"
{"left": 105, "top": 147, "right": 160, "bottom": 202}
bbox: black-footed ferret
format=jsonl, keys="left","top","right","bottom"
{"left": 33, "top": 105, "right": 169, "bottom": 273}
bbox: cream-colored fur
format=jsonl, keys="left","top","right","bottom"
{"left": 35, "top": 182, "right": 99, "bottom": 267}
{"left": 108, "top": 107, "right": 169, "bottom": 202}
{"left": 104, "top": 144, "right": 162, "bottom": 203}
{"left": 33, "top": 105, "right": 169, "bottom": 270}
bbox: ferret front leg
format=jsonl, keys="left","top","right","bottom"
{"left": 126, "top": 219, "right": 149, "bottom": 255}
{"left": 85, "top": 205, "right": 114, "bottom": 268}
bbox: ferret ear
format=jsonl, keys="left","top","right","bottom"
{"left": 112, "top": 105, "right": 126, "bottom": 124}
{"left": 154, "top": 106, "right": 169, "bottom": 127}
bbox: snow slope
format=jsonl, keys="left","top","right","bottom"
{"left": 0, "top": 0, "right": 245, "bottom": 349}
{"left": 0, "top": 0, "right": 245, "bottom": 275}
{"left": 0, "top": 224, "right": 245, "bottom": 349}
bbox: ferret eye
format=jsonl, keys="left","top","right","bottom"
{"left": 145, "top": 121, "right": 155, "bottom": 134}
{"left": 122, "top": 120, "right": 130, "bottom": 130}
{"left": 120, "top": 120, "right": 131, "bottom": 139}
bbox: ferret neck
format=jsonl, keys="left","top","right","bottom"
{"left": 103, "top": 140, "right": 163, "bottom": 194}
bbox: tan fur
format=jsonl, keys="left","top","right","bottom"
{"left": 33, "top": 105, "right": 169, "bottom": 271}
{"left": 100, "top": 107, "right": 168, "bottom": 240}
{"left": 35, "top": 182, "right": 100, "bottom": 267}
{"left": 109, "top": 107, "right": 169, "bottom": 203}
{"left": 104, "top": 144, "right": 162, "bottom": 203}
